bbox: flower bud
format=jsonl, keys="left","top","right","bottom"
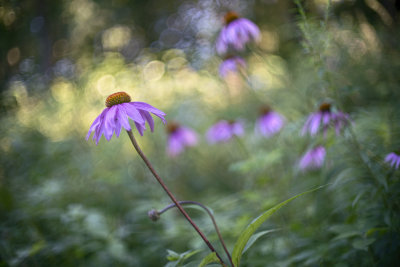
{"left": 148, "top": 209, "right": 160, "bottom": 222}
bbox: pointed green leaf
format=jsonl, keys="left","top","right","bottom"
{"left": 232, "top": 186, "right": 324, "bottom": 266}
{"left": 166, "top": 249, "right": 202, "bottom": 267}
{"left": 198, "top": 252, "right": 219, "bottom": 267}
{"left": 181, "top": 249, "right": 202, "bottom": 261}
{"left": 243, "top": 229, "right": 280, "bottom": 254}
{"left": 166, "top": 249, "right": 180, "bottom": 261}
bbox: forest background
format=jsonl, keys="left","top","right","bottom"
{"left": 1, "top": 0, "right": 399, "bottom": 266}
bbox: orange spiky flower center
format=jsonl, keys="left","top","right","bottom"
{"left": 105, "top": 92, "right": 131, "bottom": 107}
{"left": 224, "top": 11, "right": 240, "bottom": 25}
{"left": 319, "top": 102, "right": 331, "bottom": 112}
{"left": 167, "top": 121, "right": 180, "bottom": 133}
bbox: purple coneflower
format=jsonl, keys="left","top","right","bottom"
{"left": 206, "top": 120, "right": 244, "bottom": 144}
{"left": 255, "top": 106, "right": 285, "bottom": 138}
{"left": 216, "top": 11, "right": 260, "bottom": 55}
{"left": 299, "top": 146, "right": 326, "bottom": 171}
{"left": 219, "top": 56, "right": 246, "bottom": 78}
{"left": 86, "top": 92, "right": 166, "bottom": 144}
{"left": 385, "top": 152, "right": 400, "bottom": 170}
{"left": 166, "top": 122, "right": 198, "bottom": 157}
{"left": 302, "top": 102, "right": 350, "bottom": 137}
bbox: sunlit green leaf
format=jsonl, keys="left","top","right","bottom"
{"left": 166, "top": 249, "right": 181, "bottom": 261}
{"left": 198, "top": 252, "right": 219, "bottom": 267}
{"left": 231, "top": 186, "right": 324, "bottom": 266}
{"left": 366, "top": 227, "right": 388, "bottom": 237}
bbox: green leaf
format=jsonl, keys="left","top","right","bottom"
{"left": 181, "top": 249, "right": 202, "bottom": 261}
{"left": 198, "top": 252, "right": 219, "bottom": 267}
{"left": 231, "top": 186, "right": 324, "bottom": 266}
{"left": 352, "top": 238, "right": 375, "bottom": 251}
{"left": 332, "top": 231, "right": 361, "bottom": 241}
{"left": 166, "top": 249, "right": 202, "bottom": 267}
{"left": 166, "top": 250, "right": 180, "bottom": 261}
{"left": 366, "top": 227, "right": 388, "bottom": 237}
{"left": 243, "top": 229, "right": 280, "bottom": 254}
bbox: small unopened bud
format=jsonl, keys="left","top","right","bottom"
{"left": 148, "top": 209, "right": 160, "bottom": 222}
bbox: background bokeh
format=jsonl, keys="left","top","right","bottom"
{"left": 1, "top": 0, "right": 400, "bottom": 266}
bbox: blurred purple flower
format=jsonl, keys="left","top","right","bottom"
{"left": 385, "top": 152, "right": 400, "bottom": 170}
{"left": 206, "top": 120, "right": 244, "bottom": 144}
{"left": 87, "top": 92, "right": 166, "bottom": 144}
{"left": 219, "top": 56, "right": 246, "bottom": 78}
{"left": 166, "top": 122, "right": 198, "bottom": 157}
{"left": 255, "top": 106, "right": 285, "bottom": 138}
{"left": 302, "top": 102, "right": 350, "bottom": 137}
{"left": 299, "top": 146, "right": 326, "bottom": 171}
{"left": 216, "top": 11, "right": 260, "bottom": 55}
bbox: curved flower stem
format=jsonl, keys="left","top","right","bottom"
{"left": 158, "top": 201, "right": 234, "bottom": 267}
{"left": 126, "top": 130, "right": 226, "bottom": 266}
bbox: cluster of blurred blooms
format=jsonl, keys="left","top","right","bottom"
{"left": 166, "top": 107, "right": 283, "bottom": 158}
{"left": 213, "top": 11, "right": 400, "bottom": 172}
{"left": 166, "top": 101, "right": 350, "bottom": 172}
{"left": 87, "top": 10, "right": 400, "bottom": 173}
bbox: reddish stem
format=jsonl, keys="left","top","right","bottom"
{"left": 126, "top": 130, "right": 227, "bottom": 266}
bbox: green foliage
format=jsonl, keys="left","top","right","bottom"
{"left": 231, "top": 186, "right": 324, "bottom": 266}
{"left": 166, "top": 249, "right": 202, "bottom": 267}
{"left": 198, "top": 252, "right": 219, "bottom": 267}
{"left": 1, "top": 0, "right": 400, "bottom": 266}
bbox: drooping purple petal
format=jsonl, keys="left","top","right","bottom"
{"left": 131, "top": 102, "right": 166, "bottom": 124}
{"left": 322, "top": 112, "right": 331, "bottom": 126}
{"left": 86, "top": 112, "right": 102, "bottom": 140}
{"left": 140, "top": 110, "right": 155, "bottom": 132}
{"left": 215, "top": 17, "right": 260, "bottom": 55}
{"left": 114, "top": 108, "right": 122, "bottom": 137}
{"left": 385, "top": 152, "right": 400, "bottom": 170}
{"left": 256, "top": 112, "right": 284, "bottom": 138}
{"left": 216, "top": 29, "right": 228, "bottom": 55}
{"left": 179, "top": 127, "right": 198, "bottom": 146}
{"left": 168, "top": 133, "right": 185, "bottom": 157}
{"left": 207, "top": 121, "right": 230, "bottom": 143}
{"left": 120, "top": 102, "right": 145, "bottom": 125}
{"left": 240, "top": 19, "right": 260, "bottom": 41}
{"left": 299, "top": 146, "right": 326, "bottom": 171}
{"left": 219, "top": 57, "right": 246, "bottom": 78}
{"left": 166, "top": 125, "right": 198, "bottom": 157}
{"left": 115, "top": 105, "right": 132, "bottom": 132}
{"left": 385, "top": 153, "right": 395, "bottom": 162}
{"left": 231, "top": 121, "right": 244, "bottom": 137}
{"left": 309, "top": 113, "right": 322, "bottom": 136}
{"left": 207, "top": 120, "right": 244, "bottom": 144}
{"left": 93, "top": 108, "right": 111, "bottom": 144}
{"left": 135, "top": 121, "right": 145, "bottom": 136}
{"left": 301, "top": 115, "right": 313, "bottom": 136}
{"left": 103, "top": 106, "right": 118, "bottom": 141}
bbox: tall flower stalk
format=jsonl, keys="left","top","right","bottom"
{"left": 87, "top": 92, "right": 227, "bottom": 266}
{"left": 125, "top": 131, "right": 226, "bottom": 266}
